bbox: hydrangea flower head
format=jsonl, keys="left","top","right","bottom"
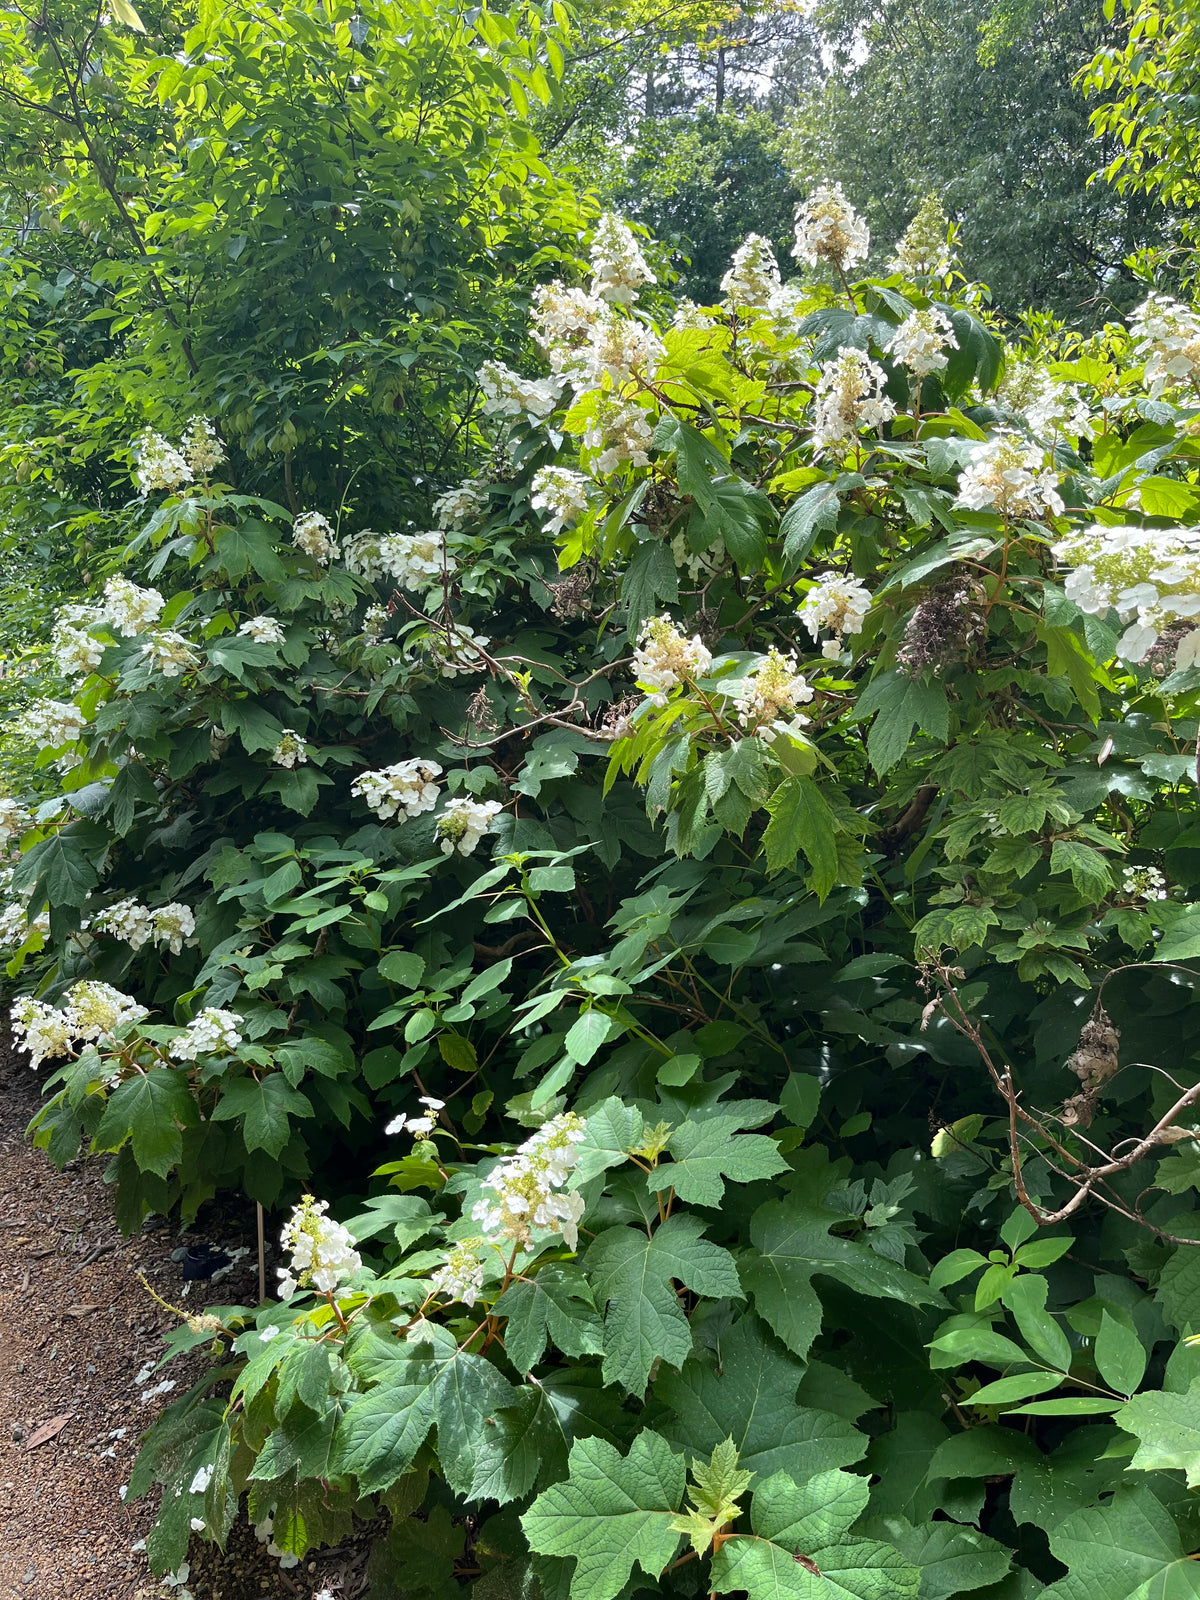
{"left": 169, "top": 1007, "right": 244, "bottom": 1062}
{"left": 103, "top": 577, "right": 165, "bottom": 637}
{"left": 436, "top": 796, "right": 503, "bottom": 857}
{"left": 277, "top": 1195, "right": 362, "bottom": 1299}
{"left": 292, "top": 510, "right": 337, "bottom": 564}
{"left": 135, "top": 431, "right": 193, "bottom": 495}
{"left": 721, "top": 234, "right": 782, "bottom": 309}
{"left": 531, "top": 467, "right": 590, "bottom": 534}
{"left": 181, "top": 417, "right": 225, "bottom": 475}
{"left": 887, "top": 307, "right": 958, "bottom": 378}
{"left": 956, "top": 433, "right": 1064, "bottom": 521}
{"left": 352, "top": 758, "right": 443, "bottom": 821}
{"left": 793, "top": 184, "right": 869, "bottom": 273}
{"left": 890, "top": 195, "right": 953, "bottom": 281}
{"left": 633, "top": 615, "right": 713, "bottom": 695}
{"left": 589, "top": 214, "right": 656, "bottom": 305}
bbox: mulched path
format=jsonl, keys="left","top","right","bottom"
{"left": 0, "top": 1034, "right": 372, "bottom": 1600}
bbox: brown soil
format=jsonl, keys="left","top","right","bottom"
{"left": 0, "top": 1037, "right": 370, "bottom": 1600}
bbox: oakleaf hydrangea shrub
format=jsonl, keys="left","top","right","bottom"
{"left": 11, "top": 194, "right": 1200, "bottom": 1596}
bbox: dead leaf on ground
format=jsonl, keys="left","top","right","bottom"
{"left": 25, "top": 1412, "right": 74, "bottom": 1450}
{"left": 64, "top": 1304, "right": 102, "bottom": 1318}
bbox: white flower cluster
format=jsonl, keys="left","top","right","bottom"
{"left": 17, "top": 698, "right": 88, "bottom": 758}
{"left": 582, "top": 394, "right": 653, "bottom": 475}
{"left": 533, "top": 283, "right": 609, "bottom": 373}
{"left": 579, "top": 316, "right": 664, "bottom": 389}
{"left": 11, "top": 981, "right": 148, "bottom": 1069}
{"left": 385, "top": 1095, "right": 444, "bottom": 1137}
{"left": 277, "top": 1196, "right": 362, "bottom": 1300}
{"left": 292, "top": 510, "right": 337, "bottom": 564}
{"left": 51, "top": 607, "right": 105, "bottom": 677}
{"left": 812, "top": 349, "right": 896, "bottom": 454}
{"left": 798, "top": 572, "right": 872, "bottom": 654}
{"left": 272, "top": 730, "right": 308, "bottom": 769}
{"left": 890, "top": 196, "right": 953, "bottom": 281}
{"left": 352, "top": 758, "right": 443, "bottom": 821}
{"left": 342, "top": 528, "right": 445, "bottom": 590}
{"left": 385, "top": 530, "right": 444, "bottom": 590}
{"left": 168, "top": 1007, "right": 244, "bottom": 1062}
{"left": 0, "top": 797, "right": 31, "bottom": 842}
{"left": 238, "top": 615, "right": 286, "bottom": 645}
{"left": 470, "top": 1112, "right": 588, "bottom": 1252}
{"left": 478, "top": 360, "right": 561, "bottom": 420}
{"left": 363, "top": 603, "right": 389, "bottom": 642}
{"left": 1130, "top": 293, "right": 1200, "bottom": 398}
{"left": 1051, "top": 523, "right": 1200, "bottom": 665}
{"left": 1123, "top": 864, "right": 1168, "bottom": 901}
{"left": 672, "top": 299, "right": 714, "bottom": 331}
{"left": 590, "top": 213, "right": 656, "bottom": 305}
{"left": 721, "top": 234, "right": 782, "bottom": 309}
{"left": 434, "top": 482, "right": 489, "bottom": 531}
{"left": 436, "top": 797, "right": 503, "bottom": 857}
{"left": 633, "top": 615, "right": 713, "bottom": 695}
{"left": 888, "top": 307, "right": 958, "bottom": 377}
{"left": 1022, "top": 377, "right": 1091, "bottom": 443}
{"left": 0, "top": 870, "right": 48, "bottom": 951}
{"left": 793, "top": 184, "right": 870, "bottom": 274}
{"left": 104, "top": 577, "right": 165, "bottom": 637}
{"left": 733, "top": 648, "right": 814, "bottom": 742}
{"left": 141, "top": 630, "right": 199, "bottom": 678}
{"left": 431, "top": 1243, "right": 485, "bottom": 1308}
{"left": 93, "top": 897, "right": 196, "bottom": 954}
{"left": 135, "top": 431, "right": 193, "bottom": 495}
{"left": 956, "top": 433, "right": 1064, "bottom": 520}
{"left": 531, "top": 466, "right": 590, "bottom": 534}
{"left": 435, "top": 622, "right": 491, "bottom": 678}
{"left": 181, "top": 416, "right": 225, "bottom": 475}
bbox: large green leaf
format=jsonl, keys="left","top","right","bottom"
{"left": 585, "top": 1215, "right": 743, "bottom": 1394}
{"left": 1042, "top": 1485, "right": 1200, "bottom": 1599}
{"left": 210, "top": 1073, "right": 313, "bottom": 1157}
{"left": 711, "top": 1470, "right": 919, "bottom": 1600}
{"left": 521, "top": 1430, "right": 685, "bottom": 1600}
{"left": 1116, "top": 1379, "right": 1200, "bottom": 1487}
{"left": 492, "top": 1264, "right": 605, "bottom": 1374}
{"left": 93, "top": 1068, "right": 199, "bottom": 1177}
{"left": 867, "top": 1517, "right": 1011, "bottom": 1600}
{"left": 646, "top": 1113, "right": 789, "bottom": 1207}
{"left": 740, "top": 1196, "right": 941, "bottom": 1360}
{"left": 657, "top": 1315, "right": 866, "bottom": 1479}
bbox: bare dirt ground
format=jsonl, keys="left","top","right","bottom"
{"left": 0, "top": 1036, "right": 372, "bottom": 1600}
